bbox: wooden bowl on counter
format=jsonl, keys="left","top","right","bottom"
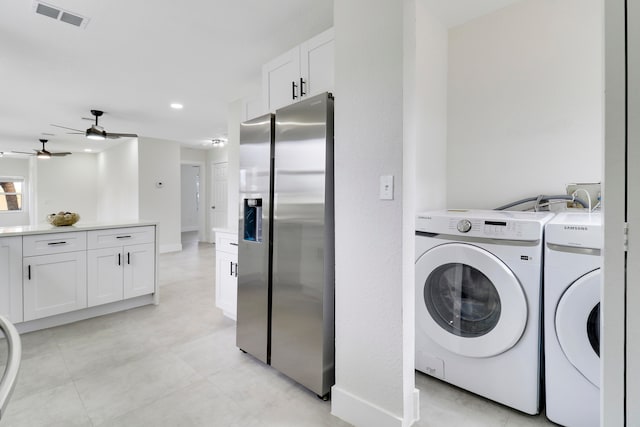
{"left": 46, "top": 212, "right": 80, "bottom": 226}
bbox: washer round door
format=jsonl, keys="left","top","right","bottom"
{"left": 555, "top": 269, "right": 601, "bottom": 387}
{"left": 416, "top": 243, "right": 528, "bottom": 358}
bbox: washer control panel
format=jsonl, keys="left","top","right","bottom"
{"left": 415, "top": 211, "right": 550, "bottom": 241}
{"left": 456, "top": 219, "right": 472, "bottom": 233}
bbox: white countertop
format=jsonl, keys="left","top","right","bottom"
{"left": 0, "top": 220, "right": 158, "bottom": 237}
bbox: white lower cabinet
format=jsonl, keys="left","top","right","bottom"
{"left": 0, "top": 236, "right": 23, "bottom": 323}
{"left": 87, "top": 228, "right": 155, "bottom": 307}
{"left": 123, "top": 243, "right": 155, "bottom": 299}
{"left": 215, "top": 231, "right": 238, "bottom": 320}
{"left": 87, "top": 247, "right": 124, "bottom": 306}
{"left": 23, "top": 251, "right": 87, "bottom": 321}
{"left": 9, "top": 224, "right": 157, "bottom": 328}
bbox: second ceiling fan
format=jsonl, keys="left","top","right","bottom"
{"left": 51, "top": 110, "right": 138, "bottom": 140}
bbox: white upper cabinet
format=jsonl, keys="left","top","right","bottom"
{"left": 262, "top": 27, "right": 334, "bottom": 113}
{"left": 299, "top": 27, "right": 335, "bottom": 99}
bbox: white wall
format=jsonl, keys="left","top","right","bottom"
{"left": 446, "top": 0, "right": 603, "bottom": 209}
{"left": 332, "top": 1, "right": 414, "bottom": 426}
{"left": 97, "top": 140, "right": 139, "bottom": 222}
{"left": 138, "top": 137, "right": 181, "bottom": 253}
{"left": 414, "top": 2, "right": 449, "bottom": 213}
{"left": 36, "top": 153, "right": 98, "bottom": 224}
{"left": 0, "top": 157, "right": 30, "bottom": 226}
{"left": 181, "top": 147, "right": 207, "bottom": 163}
{"left": 226, "top": 100, "right": 241, "bottom": 232}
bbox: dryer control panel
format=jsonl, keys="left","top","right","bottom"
{"left": 416, "top": 209, "right": 553, "bottom": 241}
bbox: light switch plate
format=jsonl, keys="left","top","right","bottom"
{"left": 380, "top": 175, "right": 394, "bottom": 200}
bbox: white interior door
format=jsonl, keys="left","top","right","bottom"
{"left": 210, "top": 162, "right": 228, "bottom": 231}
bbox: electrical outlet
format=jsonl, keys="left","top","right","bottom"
{"left": 566, "top": 182, "right": 601, "bottom": 209}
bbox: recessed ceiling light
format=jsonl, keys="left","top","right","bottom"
{"left": 170, "top": 103, "right": 183, "bottom": 110}
{"left": 84, "top": 149, "right": 92, "bottom": 152}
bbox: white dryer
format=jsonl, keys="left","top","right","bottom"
{"left": 544, "top": 212, "right": 601, "bottom": 427}
{"left": 415, "top": 210, "right": 553, "bottom": 415}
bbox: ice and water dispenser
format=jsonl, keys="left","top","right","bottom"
{"left": 243, "top": 198, "right": 263, "bottom": 242}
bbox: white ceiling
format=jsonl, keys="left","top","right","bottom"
{"left": 0, "top": 1, "right": 523, "bottom": 156}
{"left": 0, "top": 0, "right": 333, "bottom": 154}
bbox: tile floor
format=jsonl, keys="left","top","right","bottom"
{"left": 0, "top": 232, "right": 556, "bottom": 426}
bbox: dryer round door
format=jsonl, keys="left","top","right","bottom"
{"left": 555, "top": 269, "right": 601, "bottom": 387}
{"left": 415, "top": 242, "right": 528, "bottom": 358}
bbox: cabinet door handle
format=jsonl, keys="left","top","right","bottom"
{"left": 27, "top": 265, "right": 31, "bottom": 280}
{"left": 300, "top": 78, "right": 306, "bottom": 97}
{"left": 292, "top": 81, "right": 298, "bottom": 100}
{"left": 234, "top": 262, "right": 238, "bottom": 277}
{"left": 118, "top": 253, "right": 121, "bottom": 266}
{"left": 229, "top": 242, "right": 238, "bottom": 246}
{"left": 230, "top": 261, "right": 234, "bottom": 276}
{"left": 47, "top": 241, "right": 67, "bottom": 245}
{"left": 116, "top": 235, "right": 132, "bottom": 239}
{"left": 127, "top": 252, "right": 130, "bottom": 265}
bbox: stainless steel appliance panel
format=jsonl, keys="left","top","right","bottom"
{"left": 236, "top": 113, "right": 274, "bottom": 364}
{"left": 271, "top": 93, "right": 334, "bottom": 396}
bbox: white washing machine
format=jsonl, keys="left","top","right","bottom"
{"left": 415, "top": 209, "right": 553, "bottom": 415}
{"left": 544, "top": 212, "right": 601, "bottom": 427}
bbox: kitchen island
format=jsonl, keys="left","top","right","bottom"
{"left": 0, "top": 221, "right": 158, "bottom": 333}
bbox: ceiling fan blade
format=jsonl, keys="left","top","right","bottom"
{"left": 50, "top": 124, "right": 83, "bottom": 132}
{"left": 106, "top": 132, "right": 138, "bottom": 139}
{"left": 51, "top": 152, "right": 72, "bottom": 156}
{"left": 10, "top": 151, "right": 35, "bottom": 155}
{"left": 67, "top": 132, "right": 84, "bottom": 135}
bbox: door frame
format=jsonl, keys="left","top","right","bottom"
{"left": 603, "top": 0, "right": 627, "bottom": 424}
{"left": 180, "top": 161, "right": 206, "bottom": 242}
{"left": 625, "top": 0, "right": 640, "bottom": 422}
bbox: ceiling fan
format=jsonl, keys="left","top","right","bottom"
{"left": 12, "top": 139, "right": 72, "bottom": 159}
{"left": 51, "top": 110, "right": 138, "bottom": 140}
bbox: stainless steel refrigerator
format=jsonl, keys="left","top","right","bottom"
{"left": 237, "top": 92, "right": 334, "bottom": 398}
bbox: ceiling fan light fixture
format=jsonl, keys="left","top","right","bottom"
{"left": 37, "top": 151, "right": 51, "bottom": 159}
{"left": 86, "top": 127, "right": 106, "bottom": 140}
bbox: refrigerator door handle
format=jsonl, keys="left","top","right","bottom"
{"left": 292, "top": 80, "right": 298, "bottom": 100}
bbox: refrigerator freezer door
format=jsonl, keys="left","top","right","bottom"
{"left": 236, "top": 113, "right": 274, "bottom": 364}
{"left": 271, "top": 92, "right": 335, "bottom": 397}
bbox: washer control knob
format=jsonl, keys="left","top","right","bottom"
{"left": 457, "top": 219, "right": 472, "bottom": 233}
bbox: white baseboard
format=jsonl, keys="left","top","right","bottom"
{"left": 16, "top": 294, "right": 155, "bottom": 334}
{"left": 331, "top": 386, "right": 408, "bottom": 427}
{"left": 412, "top": 388, "right": 420, "bottom": 425}
{"left": 159, "top": 243, "right": 182, "bottom": 253}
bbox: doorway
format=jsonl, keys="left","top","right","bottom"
{"left": 180, "top": 162, "right": 206, "bottom": 242}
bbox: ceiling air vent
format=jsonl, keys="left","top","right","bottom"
{"left": 32, "top": 1, "right": 90, "bottom": 28}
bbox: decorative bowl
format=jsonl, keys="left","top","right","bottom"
{"left": 46, "top": 212, "right": 80, "bottom": 226}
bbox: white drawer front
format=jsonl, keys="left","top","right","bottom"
{"left": 23, "top": 231, "right": 87, "bottom": 256}
{"left": 216, "top": 232, "right": 238, "bottom": 255}
{"left": 88, "top": 226, "right": 155, "bottom": 249}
